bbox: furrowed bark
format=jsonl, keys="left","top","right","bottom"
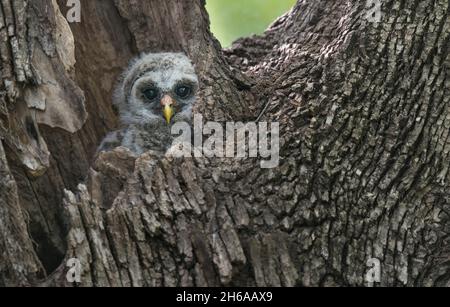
{"left": 0, "top": 0, "right": 448, "bottom": 287}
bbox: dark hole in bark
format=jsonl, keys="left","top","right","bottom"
{"left": 29, "top": 222, "right": 66, "bottom": 275}
{"left": 3, "top": 144, "right": 68, "bottom": 276}
{"left": 25, "top": 116, "right": 39, "bottom": 143}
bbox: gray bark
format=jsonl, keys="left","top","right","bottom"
{"left": 0, "top": 0, "right": 449, "bottom": 287}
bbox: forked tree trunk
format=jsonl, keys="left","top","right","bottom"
{"left": 0, "top": 0, "right": 449, "bottom": 287}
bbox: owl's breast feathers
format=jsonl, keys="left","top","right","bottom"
{"left": 123, "top": 123, "right": 175, "bottom": 154}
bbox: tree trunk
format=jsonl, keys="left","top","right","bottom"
{"left": 0, "top": 0, "right": 449, "bottom": 287}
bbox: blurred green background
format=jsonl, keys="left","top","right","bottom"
{"left": 206, "top": 0, "right": 297, "bottom": 48}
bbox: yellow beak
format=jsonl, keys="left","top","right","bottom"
{"left": 163, "top": 104, "right": 174, "bottom": 124}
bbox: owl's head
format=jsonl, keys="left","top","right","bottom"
{"left": 115, "top": 52, "right": 198, "bottom": 126}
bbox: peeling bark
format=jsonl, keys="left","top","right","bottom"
{"left": 0, "top": 0, "right": 449, "bottom": 287}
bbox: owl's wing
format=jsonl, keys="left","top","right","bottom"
{"left": 97, "top": 130, "right": 124, "bottom": 154}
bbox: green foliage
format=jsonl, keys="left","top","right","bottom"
{"left": 206, "top": 0, "right": 297, "bottom": 48}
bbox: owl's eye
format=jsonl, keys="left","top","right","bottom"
{"left": 175, "top": 85, "right": 192, "bottom": 99}
{"left": 143, "top": 88, "right": 159, "bottom": 101}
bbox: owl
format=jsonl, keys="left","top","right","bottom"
{"left": 99, "top": 52, "right": 199, "bottom": 154}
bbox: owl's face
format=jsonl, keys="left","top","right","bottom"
{"left": 116, "top": 53, "right": 198, "bottom": 126}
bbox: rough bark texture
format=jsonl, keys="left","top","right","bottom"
{"left": 0, "top": 0, "right": 449, "bottom": 287}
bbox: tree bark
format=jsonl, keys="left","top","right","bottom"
{"left": 0, "top": 0, "right": 449, "bottom": 287}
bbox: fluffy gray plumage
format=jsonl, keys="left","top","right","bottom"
{"left": 99, "top": 52, "right": 198, "bottom": 154}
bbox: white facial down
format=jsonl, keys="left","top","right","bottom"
{"left": 114, "top": 52, "right": 199, "bottom": 126}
